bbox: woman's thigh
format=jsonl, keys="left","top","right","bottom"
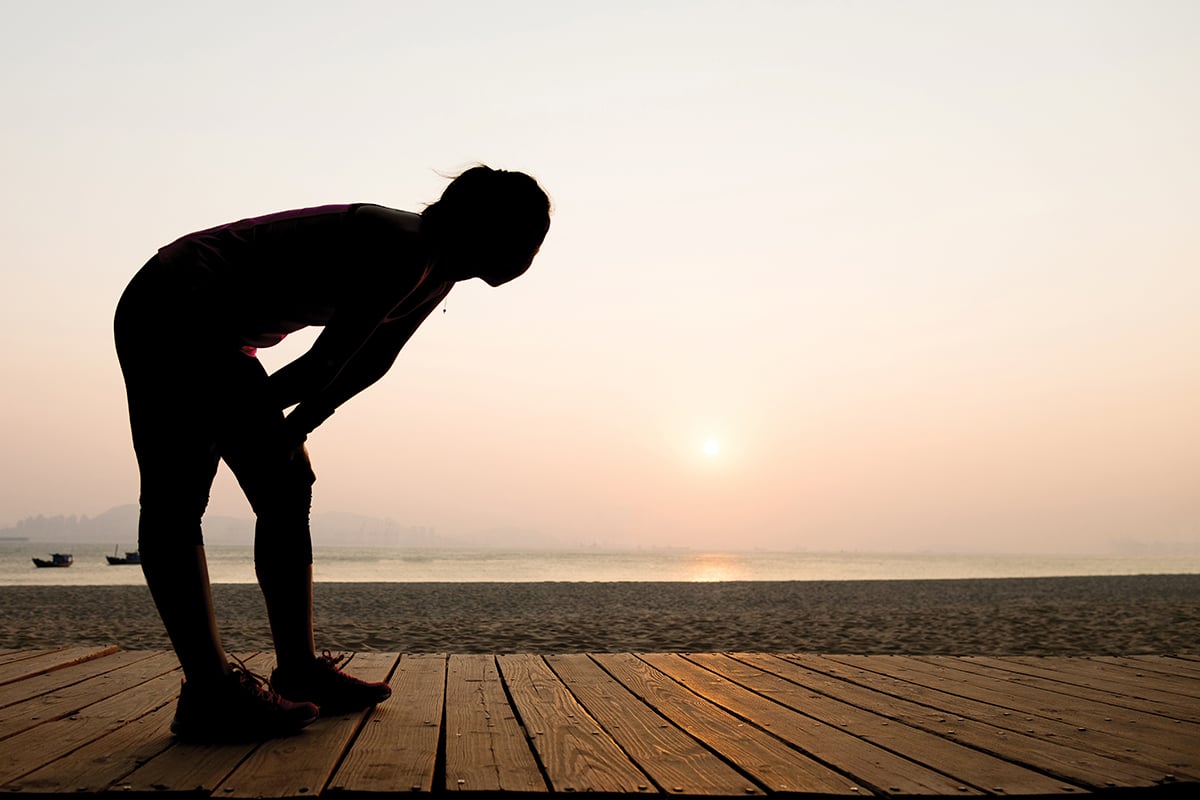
{"left": 117, "top": 305, "right": 291, "bottom": 524}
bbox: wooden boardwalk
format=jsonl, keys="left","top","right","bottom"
{"left": 0, "top": 647, "right": 1197, "bottom": 797}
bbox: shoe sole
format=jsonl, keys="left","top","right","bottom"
{"left": 170, "top": 710, "right": 319, "bottom": 742}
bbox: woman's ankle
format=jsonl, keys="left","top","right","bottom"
{"left": 182, "top": 660, "right": 233, "bottom": 689}
{"left": 273, "top": 649, "right": 318, "bottom": 675}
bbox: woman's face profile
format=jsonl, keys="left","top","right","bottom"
{"left": 438, "top": 220, "right": 545, "bottom": 286}
{"left": 478, "top": 245, "right": 540, "bottom": 287}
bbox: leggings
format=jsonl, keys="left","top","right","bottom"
{"left": 114, "top": 257, "right": 315, "bottom": 567}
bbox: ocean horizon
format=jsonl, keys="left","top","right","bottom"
{"left": 4, "top": 541, "right": 1200, "bottom": 586}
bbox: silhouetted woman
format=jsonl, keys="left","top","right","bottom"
{"left": 115, "top": 166, "right": 550, "bottom": 741}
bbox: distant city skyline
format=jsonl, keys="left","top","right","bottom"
{"left": 4, "top": 504, "right": 1198, "bottom": 557}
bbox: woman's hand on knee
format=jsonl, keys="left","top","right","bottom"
{"left": 288, "top": 443, "right": 316, "bottom": 487}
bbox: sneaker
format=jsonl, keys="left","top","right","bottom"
{"left": 170, "top": 660, "right": 319, "bottom": 742}
{"left": 271, "top": 651, "right": 392, "bottom": 715}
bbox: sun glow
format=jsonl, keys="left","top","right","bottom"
{"left": 702, "top": 439, "right": 721, "bottom": 457}
{"left": 686, "top": 553, "right": 745, "bottom": 582}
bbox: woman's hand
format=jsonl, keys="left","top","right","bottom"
{"left": 288, "top": 442, "right": 317, "bottom": 487}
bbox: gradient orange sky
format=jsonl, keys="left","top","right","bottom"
{"left": 2, "top": 1, "right": 1197, "bottom": 553}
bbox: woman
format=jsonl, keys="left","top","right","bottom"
{"left": 115, "top": 166, "right": 551, "bottom": 741}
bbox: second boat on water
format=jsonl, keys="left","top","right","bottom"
{"left": 106, "top": 548, "right": 141, "bottom": 565}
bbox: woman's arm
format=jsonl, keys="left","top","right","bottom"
{"left": 275, "top": 285, "right": 451, "bottom": 442}
{"left": 266, "top": 306, "right": 390, "bottom": 411}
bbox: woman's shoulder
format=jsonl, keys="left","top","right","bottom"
{"left": 352, "top": 203, "right": 420, "bottom": 235}
{"left": 343, "top": 205, "right": 427, "bottom": 296}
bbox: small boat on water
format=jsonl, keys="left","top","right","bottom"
{"left": 32, "top": 553, "right": 73, "bottom": 568}
{"left": 106, "top": 548, "right": 141, "bottom": 565}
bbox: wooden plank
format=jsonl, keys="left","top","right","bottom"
{"left": 118, "top": 652, "right": 273, "bottom": 795}
{"left": 817, "top": 655, "right": 1200, "bottom": 775}
{"left": 1075, "top": 657, "right": 1200, "bottom": 690}
{"left": 594, "top": 652, "right": 859, "bottom": 796}
{"left": 963, "top": 656, "right": 1200, "bottom": 708}
{"left": 6, "top": 700, "right": 175, "bottom": 792}
{"left": 0, "top": 651, "right": 179, "bottom": 742}
{"left": 0, "top": 646, "right": 118, "bottom": 688}
{"left": 1071, "top": 657, "right": 1200, "bottom": 695}
{"left": 1095, "top": 655, "right": 1200, "bottom": 682}
{"left": 327, "top": 653, "right": 444, "bottom": 795}
{"left": 0, "top": 649, "right": 160, "bottom": 711}
{"left": 0, "top": 657, "right": 179, "bottom": 786}
{"left": 0, "top": 649, "right": 66, "bottom": 668}
{"left": 547, "top": 653, "right": 761, "bottom": 796}
{"left": 497, "top": 653, "right": 651, "bottom": 793}
{"left": 735, "top": 652, "right": 1175, "bottom": 790}
{"left": 918, "top": 655, "right": 1200, "bottom": 723}
{"left": 219, "top": 652, "right": 397, "bottom": 798}
{"left": 691, "top": 652, "right": 1081, "bottom": 796}
{"left": 0, "top": 649, "right": 1192, "bottom": 798}
{"left": 644, "top": 652, "right": 998, "bottom": 796}
{"left": 826, "top": 653, "right": 1194, "bottom": 740}
{"left": 443, "top": 653, "right": 546, "bottom": 793}
{"left": 1071, "top": 657, "right": 1200, "bottom": 698}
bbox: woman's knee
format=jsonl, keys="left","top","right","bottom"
{"left": 137, "top": 499, "right": 206, "bottom": 555}
{"left": 254, "top": 506, "right": 314, "bottom": 567}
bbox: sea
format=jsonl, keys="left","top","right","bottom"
{"left": 3, "top": 540, "right": 1199, "bottom": 586}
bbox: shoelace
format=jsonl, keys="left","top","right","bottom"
{"left": 229, "top": 654, "right": 283, "bottom": 703}
{"left": 317, "top": 649, "right": 349, "bottom": 672}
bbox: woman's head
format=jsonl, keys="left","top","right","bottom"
{"left": 422, "top": 166, "right": 551, "bottom": 286}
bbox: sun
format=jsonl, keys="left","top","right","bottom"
{"left": 702, "top": 439, "right": 721, "bottom": 457}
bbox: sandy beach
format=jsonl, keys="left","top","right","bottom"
{"left": 1, "top": 574, "right": 1197, "bottom": 655}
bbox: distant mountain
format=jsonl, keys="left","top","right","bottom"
{"left": 0, "top": 506, "right": 449, "bottom": 548}
{"left": 0, "top": 505, "right": 246, "bottom": 546}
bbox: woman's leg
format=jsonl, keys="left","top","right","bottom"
{"left": 140, "top": 541, "right": 229, "bottom": 683}
{"left": 218, "top": 355, "right": 391, "bottom": 713}
{"left": 123, "top": 374, "right": 320, "bottom": 737}
{"left": 253, "top": 447, "right": 318, "bottom": 673}
{"left": 116, "top": 299, "right": 230, "bottom": 684}
{"left": 116, "top": 269, "right": 319, "bottom": 739}
{"left": 214, "top": 353, "right": 318, "bottom": 673}
{"left": 126, "top": 410, "right": 230, "bottom": 683}
{"left": 256, "top": 562, "right": 316, "bottom": 671}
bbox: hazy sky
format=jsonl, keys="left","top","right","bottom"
{"left": 2, "top": 1, "right": 1197, "bottom": 553}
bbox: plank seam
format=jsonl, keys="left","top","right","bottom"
{"left": 666, "top": 653, "right": 1005, "bottom": 797}
{"left": 0, "top": 646, "right": 120, "bottom": 689}
{"left": 432, "top": 654, "right": 449, "bottom": 795}
{"left": 796, "top": 654, "right": 1199, "bottom": 786}
{"left": 540, "top": 655, "right": 668, "bottom": 796}
{"left": 1, "top": 685, "right": 179, "bottom": 789}
{"left": 0, "top": 651, "right": 163, "bottom": 713}
{"left": 906, "top": 655, "right": 1196, "bottom": 722}
{"left": 495, "top": 653, "right": 554, "bottom": 793}
{"left": 628, "top": 653, "right": 882, "bottom": 796}
{"left": 729, "top": 653, "right": 1100, "bottom": 792}
{"left": 585, "top": 653, "right": 781, "bottom": 796}
{"left": 318, "top": 651, "right": 406, "bottom": 797}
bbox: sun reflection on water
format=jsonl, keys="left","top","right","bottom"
{"left": 684, "top": 553, "right": 748, "bottom": 582}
